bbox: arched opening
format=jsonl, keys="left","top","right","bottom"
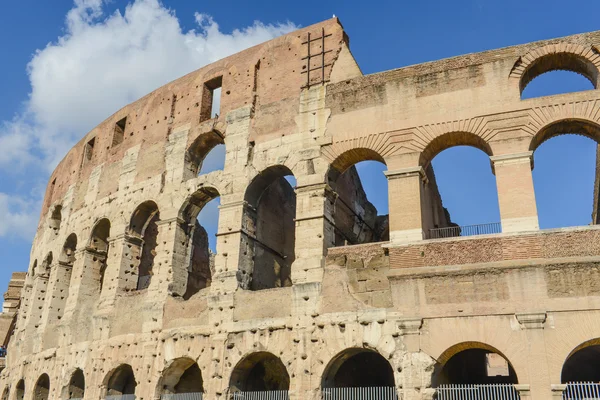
{"left": 327, "top": 149, "right": 389, "bottom": 247}
{"left": 179, "top": 187, "right": 220, "bottom": 299}
{"left": 322, "top": 348, "right": 395, "bottom": 389}
{"left": 65, "top": 369, "right": 85, "bottom": 400}
{"left": 531, "top": 120, "right": 600, "bottom": 229}
{"left": 49, "top": 205, "right": 62, "bottom": 232}
{"left": 419, "top": 133, "right": 499, "bottom": 239}
{"left": 89, "top": 219, "right": 111, "bottom": 292}
{"left": 33, "top": 374, "right": 50, "bottom": 400}
{"left": 229, "top": 352, "right": 290, "bottom": 393}
{"left": 519, "top": 52, "right": 598, "bottom": 97}
{"left": 186, "top": 131, "right": 225, "bottom": 178}
{"left": 562, "top": 341, "right": 600, "bottom": 384}
{"left": 238, "top": 166, "right": 296, "bottom": 291}
{"left": 15, "top": 380, "right": 24, "bottom": 400}
{"left": 30, "top": 253, "right": 53, "bottom": 329}
{"left": 433, "top": 343, "right": 518, "bottom": 387}
{"left": 159, "top": 358, "right": 204, "bottom": 395}
{"left": 128, "top": 201, "right": 160, "bottom": 290}
{"left": 522, "top": 70, "right": 595, "bottom": 99}
{"left": 30, "top": 260, "right": 38, "bottom": 277}
{"left": 105, "top": 364, "right": 136, "bottom": 396}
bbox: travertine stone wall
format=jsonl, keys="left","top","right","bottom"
{"left": 4, "top": 18, "right": 600, "bottom": 400}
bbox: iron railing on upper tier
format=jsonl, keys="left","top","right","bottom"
{"left": 322, "top": 387, "right": 399, "bottom": 399}
{"left": 428, "top": 222, "right": 501, "bottom": 239}
{"left": 563, "top": 382, "right": 600, "bottom": 399}
{"left": 435, "top": 384, "right": 521, "bottom": 399}
{"left": 232, "top": 391, "right": 289, "bottom": 400}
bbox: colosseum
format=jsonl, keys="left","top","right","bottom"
{"left": 3, "top": 17, "right": 600, "bottom": 400}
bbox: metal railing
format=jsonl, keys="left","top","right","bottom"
{"left": 435, "top": 384, "right": 520, "bottom": 399}
{"left": 105, "top": 395, "right": 136, "bottom": 400}
{"left": 563, "top": 382, "right": 600, "bottom": 399}
{"left": 232, "top": 391, "right": 289, "bottom": 400}
{"left": 322, "top": 387, "right": 399, "bottom": 399}
{"left": 161, "top": 394, "right": 203, "bottom": 400}
{"left": 428, "top": 222, "right": 501, "bottom": 239}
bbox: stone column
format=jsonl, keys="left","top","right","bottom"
{"left": 97, "top": 234, "right": 140, "bottom": 309}
{"left": 516, "top": 312, "right": 550, "bottom": 400}
{"left": 63, "top": 248, "right": 99, "bottom": 319}
{"left": 491, "top": 152, "right": 539, "bottom": 233}
{"left": 385, "top": 167, "right": 426, "bottom": 243}
{"left": 160, "top": 217, "right": 193, "bottom": 297}
{"left": 39, "top": 259, "right": 74, "bottom": 328}
{"left": 23, "top": 273, "right": 50, "bottom": 331}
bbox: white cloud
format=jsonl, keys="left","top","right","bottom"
{"left": 1, "top": 0, "right": 297, "bottom": 171}
{"left": 0, "top": 193, "right": 39, "bottom": 240}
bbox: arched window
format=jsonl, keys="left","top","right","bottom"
{"left": 180, "top": 187, "right": 220, "bottom": 299}
{"left": 65, "top": 369, "right": 85, "bottom": 400}
{"left": 105, "top": 365, "right": 136, "bottom": 397}
{"left": 49, "top": 205, "right": 62, "bottom": 233}
{"left": 89, "top": 219, "right": 111, "bottom": 292}
{"left": 185, "top": 131, "right": 225, "bottom": 178}
{"left": 15, "top": 380, "right": 24, "bottom": 400}
{"left": 229, "top": 352, "right": 289, "bottom": 393}
{"left": 238, "top": 166, "right": 296, "bottom": 291}
{"left": 159, "top": 358, "right": 204, "bottom": 396}
{"left": 33, "top": 374, "right": 50, "bottom": 400}
{"left": 327, "top": 150, "right": 389, "bottom": 247}
{"left": 128, "top": 201, "right": 160, "bottom": 291}
{"left": 562, "top": 342, "right": 600, "bottom": 384}
{"left": 322, "top": 348, "right": 396, "bottom": 398}
{"left": 530, "top": 120, "right": 600, "bottom": 228}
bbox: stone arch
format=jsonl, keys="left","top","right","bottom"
{"left": 104, "top": 364, "right": 137, "bottom": 396}
{"left": 237, "top": 165, "right": 296, "bottom": 290}
{"left": 326, "top": 147, "right": 386, "bottom": 183}
{"left": 59, "top": 233, "right": 77, "bottom": 265}
{"left": 418, "top": 131, "right": 494, "bottom": 169}
{"left": 157, "top": 357, "right": 204, "bottom": 395}
{"left": 14, "top": 380, "right": 24, "bottom": 400}
{"left": 89, "top": 218, "right": 111, "bottom": 292}
{"left": 178, "top": 186, "right": 221, "bottom": 299}
{"left": 561, "top": 337, "right": 600, "bottom": 383}
{"left": 128, "top": 201, "right": 160, "bottom": 290}
{"left": 49, "top": 205, "right": 62, "bottom": 232}
{"left": 229, "top": 352, "right": 290, "bottom": 392}
{"left": 185, "top": 128, "right": 225, "bottom": 178}
{"left": 529, "top": 118, "right": 600, "bottom": 152}
{"left": 33, "top": 374, "right": 50, "bottom": 400}
{"left": 321, "top": 348, "right": 395, "bottom": 389}
{"left": 63, "top": 369, "right": 85, "bottom": 400}
{"left": 432, "top": 341, "right": 519, "bottom": 386}
{"left": 510, "top": 43, "right": 600, "bottom": 94}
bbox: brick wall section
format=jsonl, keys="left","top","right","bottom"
{"left": 388, "top": 228, "right": 600, "bottom": 268}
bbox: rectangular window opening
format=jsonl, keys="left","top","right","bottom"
{"left": 112, "top": 117, "right": 126, "bottom": 147}
{"left": 84, "top": 137, "right": 95, "bottom": 163}
{"left": 200, "top": 76, "right": 222, "bottom": 122}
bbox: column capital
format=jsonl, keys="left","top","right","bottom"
{"left": 218, "top": 199, "right": 247, "bottom": 210}
{"left": 384, "top": 166, "right": 426, "bottom": 180}
{"left": 551, "top": 384, "right": 567, "bottom": 399}
{"left": 516, "top": 312, "right": 547, "bottom": 329}
{"left": 490, "top": 151, "right": 534, "bottom": 173}
{"left": 514, "top": 384, "right": 531, "bottom": 399}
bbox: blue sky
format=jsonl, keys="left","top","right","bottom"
{"left": 1, "top": 0, "right": 600, "bottom": 295}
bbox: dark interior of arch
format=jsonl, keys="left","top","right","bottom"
{"left": 90, "top": 219, "right": 111, "bottom": 292}
{"left": 185, "top": 130, "right": 225, "bottom": 178}
{"left": 41, "top": 253, "right": 53, "bottom": 275}
{"left": 107, "top": 365, "right": 137, "bottom": 396}
{"left": 230, "top": 352, "right": 290, "bottom": 392}
{"left": 60, "top": 234, "right": 78, "bottom": 265}
{"left": 238, "top": 167, "right": 295, "bottom": 291}
{"left": 562, "top": 344, "right": 600, "bottom": 383}
{"left": 67, "top": 369, "right": 85, "bottom": 399}
{"left": 49, "top": 205, "right": 62, "bottom": 232}
{"left": 434, "top": 349, "right": 518, "bottom": 386}
{"left": 16, "top": 380, "right": 25, "bottom": 400}
{"left": 34, "top": 374, "right": 50, "bottom": 400}
{"left": 181, "top": 188, "right": 220, "bottom": 300}
{"left": 129, "top": 202, "right": 160, "bottom": 291}
{"left": 520, "top": 52, "right": 598, "bottom": 95}
{"left": 161, "top": 360, "right": 204, "bottom": 394}
{"left": 323, "top": 349, "right": 395, "bottom": 388}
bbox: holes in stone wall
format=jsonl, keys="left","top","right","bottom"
{"left": 65, "top": 369, "right": 85, "bottom": 400}
{"left": 90, "top": 219, "right": 111, "bottom": 292}
{"left": 128, "top": 201, "right": 160, "bottom": 291}
{"left": 112, "top": 117, "right": 127, "bottom": 147}
{"left": 33, "top": 374, "right": 50, "bottom": 400}
{"left": 105, "top": 364, "right": 136, "bottom": 396}
{"left": 238, "top": 166, "right": 296, "bottom": 291}
{"left": 229, "top": 352, "right": 290, "bottom": 392}
{"left": 322, "top": 348, "right": 395, "bottom": 389}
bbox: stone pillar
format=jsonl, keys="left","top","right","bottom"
{"left": 385, "top": 167, "right": 425, "bottom": 243}
{"left": 161, "top": 217, "right": 193, "bottom": 297}
{"left": 63, "top": 248, "right": 99, "bottom": 319}
{"left": 515, "top": 312, "right": 550, "bottom": 400}
{"left": 97, "top": 234, "right": 140, "bottom": 309}
{"left": 39, "top": 260, "right": 74, "bottom": 328}
{"left": 25, "top": 272, "right": 50, "bottom": 331}
{"left": 491, "top": 152, "right": 539, "bottom": 233}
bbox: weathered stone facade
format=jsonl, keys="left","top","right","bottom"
{"left": 4, "top": 18, "right": 600, "bottom": 400}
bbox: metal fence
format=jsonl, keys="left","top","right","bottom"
{"left": 428, "top": 222, "right": 501, "bottom": 239}
{"left": 563, "top": 382, "right": 600, "bottom": 399}
{"left": 435, "top": 384, "right": 520, "bottom": 399}
{"left": 231, "top": 391, "right": 289, "bottom": 400}
{"left": 322, "top": 387, "right": 399, "bottom": 399}
{"left": 161, "top": 394, "right": 203, "bottom": 400}
{"left": 105, "top": 395, "right": 136, "bottom": 400}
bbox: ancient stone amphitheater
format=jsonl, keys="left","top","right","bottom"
{"left": 3, "top": 17, "right": 600, "bottom": 400}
